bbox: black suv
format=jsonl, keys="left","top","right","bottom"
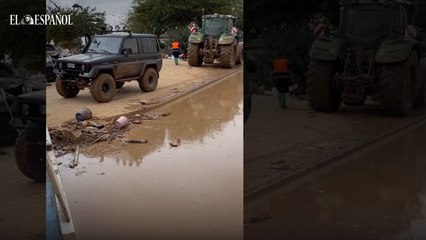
{"left": 55, "top": 31, "right": 163, "bottom": 103}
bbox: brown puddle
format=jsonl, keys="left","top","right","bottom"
{"left": 245, "top": 122, "right": 426, "bottom": 240}
{"left": 56, "top": 72, "right": 243, "bottom": 240}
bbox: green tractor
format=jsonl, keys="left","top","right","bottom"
{"left": 187, "top": 13, "right": 243, "bottom": 68}
{"left": 307, "top": 0, "right": 426, "bottom": 115}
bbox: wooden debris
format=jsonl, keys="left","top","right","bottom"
{"left": 126, "top": 139, "right": 148, "bottom": 144}
{"left": 169, "top": 139, "right": 181, "bottom": 147}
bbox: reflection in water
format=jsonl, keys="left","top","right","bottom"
{"left": 57, "top": 72, "right": 243, "bottom": 240}
{"left": 86, "top": 71, "right": 243, "bottom": 166}
{"left": 245, "top": 123, "right": 426, "bottom": 240}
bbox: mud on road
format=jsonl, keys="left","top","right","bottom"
{"left": 53, "top": 72, "right": 243, "bottom": 240}
{"left": 47, "top": 58, "right": 242, "bottom": 127}
{"left": 244, "top": 94, "right": 426, "bottom": 198}
{"left": 245, "top": 121, "right": 426, "bottom": 240}
{"left": 0, "top": 146, "right": 45, "bottom": 239}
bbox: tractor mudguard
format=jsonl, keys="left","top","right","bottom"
{"left": 375, "top": 38, "right": 418, "bottom": 63}
{"left": 188, "top": 32, "right": 205, "bottom": 44}
{"left": 309, "top": 36, "right": 345, "bottom": 61}
{"left": 218, "top": 33, "right": 237, "bottom": 45}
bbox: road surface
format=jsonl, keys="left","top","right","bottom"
{"left": 53, "top": 72, "right": 243, "bottom": 240}
{"left": 47, "top": 58, "right": 242, "bottom": 127}
{"left": 245, "top": 121, "right": 426, "bottom": 240}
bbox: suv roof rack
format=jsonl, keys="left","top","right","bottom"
{"left": 99, "top": 28, "right": 132, "bottom": 37}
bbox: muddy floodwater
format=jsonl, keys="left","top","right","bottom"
{"left": 56, "top": 72, "right": 243, "bottom": 240}
{"left": 245, "top": 122, "right": 426, "bottom": 240}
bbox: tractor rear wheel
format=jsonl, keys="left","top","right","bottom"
{"left": 188, "top": 43, "right": 202, "bottom": 66}
{"left": 235, "top": 42, "right": 243, "bottom": 65}
{"left": 306, "top": 60, "right": 341, "bottom": 111}
{"left": 220, "top": 39, "right": 237, "bottom": 69}
{"left": 415, "top": 71, "right": 426, "bottom": 107}
{"left": 378, "top": 51, "right": 418, "bottom": 116}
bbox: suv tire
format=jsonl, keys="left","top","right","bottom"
{"left": 90, "top": 73, "right": 116, "bottom": 103}
{"left": 56, "top": 79, "right": 80, "bottom": 98}
{"left": 139, "top": 68, "right": 158, "bottom": 92}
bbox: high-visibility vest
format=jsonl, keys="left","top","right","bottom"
{"left": 171, "top": 42, "right": 180, "bottom": 49}
{"left": 272, "top": 57, "right": 289, "bottom": 73}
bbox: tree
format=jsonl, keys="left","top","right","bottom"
{"left": 46, "top": 1, "right": 106, "bottom": 50}
{"left": 127, "top": 0, "right": 243, "bottom": 37}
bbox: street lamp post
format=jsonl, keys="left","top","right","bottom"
{"left": 72, "top": 3, "right": 86, "bottom": 51}
{"left": 113, "top": 14, "right": 115, "bottom": 27}
{"left": 72, "top": 3, "right": 85, "bottom": 34}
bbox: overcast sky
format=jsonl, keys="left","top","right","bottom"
{"left": 47, "top": 0, "right": 134, "bottom": 27}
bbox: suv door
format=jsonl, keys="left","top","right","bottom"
{"left": 139, "top": 37, "right": 162, "bottom": 72}
{"left": 116, "top": 37, "right": 142, "bottom": 79}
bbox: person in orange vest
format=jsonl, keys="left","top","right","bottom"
{"left": 171, "top": 40, "right": 181, "bottom": 65}
{"left": 271, "top": 51, "right": 292, "bottom": 109}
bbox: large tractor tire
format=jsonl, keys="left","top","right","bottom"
{"left": 90, "top": 73, "right": 116, "bottom": 103}
{"left": 378, "top": 51, "right": 418, "bottom": 116}
{"left": 236, "top": 42, "right": 243, "bottom": 65}
{"left": 244, "top": 96, "right": 251, "bottom": 124}
{"left": 188, "top": 43, "right": 202, "bottom": 66}
{"left": 55, "top": 79, "right": 79, "bottom": 98}
{"left": 139, "top": 68, "right": 158, "bottom": 92}
{"left": 415, "top": 74, "right": 426, "bottom": 106}
{"left": 15, "top": 132, "right": 45, "bottom": 182}
{"left": 115, "top": 81, "right": 125, "bottom": 89}
{"left": 220, "top": 39, "right": 237, "bottom": 69}
{"left": 306, "top": 60, "right": 341, "bottom": 111}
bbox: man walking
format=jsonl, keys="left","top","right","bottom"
{"left": 271, "top": 51, "right": 292, "bottom": 109}
{"left": 171, "top": 40, "right": 181, "bottom": 65}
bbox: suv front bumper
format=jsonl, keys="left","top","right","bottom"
{"left": 55, "top": 68, "right": 94, "bottom": 80}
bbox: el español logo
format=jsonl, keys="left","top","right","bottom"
{"left": 10, "top": 14, "right": 73, "bottom": 26}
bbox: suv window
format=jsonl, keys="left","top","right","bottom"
{"left": 141, "top": 37, "right": 159, "bottom": 53}
{"left": 123, "top": 38, "right": 139, "bottom": 54}
{"left": 88, "top": 37, "right": 122, "bottom": 54}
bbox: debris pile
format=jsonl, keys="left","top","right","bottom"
{"left": 49, "top": 111, "right": 171, "bottom": 156}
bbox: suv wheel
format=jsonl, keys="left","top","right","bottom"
{"left": 90, "top": 73, "right": 116, "bottom": 103}
{"left": 139, "top": 68, "right": 158, "bottom": 92}
{"left": 55, "top": 79, "right": 80, "bottom": 98}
